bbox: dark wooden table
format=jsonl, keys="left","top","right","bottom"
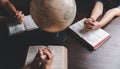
{"left": 63, "top": 16, "right": 120, "bottom": 69}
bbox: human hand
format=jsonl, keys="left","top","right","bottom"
{"left": 39, "top": 48, "right": 54, "bottom": 69}
{"left": 14, "top": 10, "right": 24, "bottom": 24}
{"left": 84, "top": 18, "right": 101, "bottom": 32}
{"left": 30, "top": 48, "right": 54, "bottom": 69}
{"left": 84, "top": 18, "right": 95, "bottom": 24}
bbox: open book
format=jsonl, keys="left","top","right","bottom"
{"left": 7, "top": 15, "right": 38, "bottom": 35}
{"left": 25, "top": 45, "right": 68, "bottom": 69}
{"left": 69, "top": 18, "right": 110, "bottom": 50}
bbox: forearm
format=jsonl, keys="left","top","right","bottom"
{"left": 99, "top": 8, "right": 120, "bottom": 27}
{"left": 0, "top": 0, "right": 17, "bottom": 16}
{"left": 90, "top": 1, "right": 103, "bottom": 20}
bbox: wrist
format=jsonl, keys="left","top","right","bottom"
{"left": 42, "top": 64, "right": 52, "bottom": 69}
{"left": 44, "top": 66, "right": 52, "bottom": 69}
{"left": 90, "top": 17, "right": 97, "bottom": 21}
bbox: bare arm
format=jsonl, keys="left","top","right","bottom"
{"left": 90, "top": 1, "right": 103, "bottom": 20}
{"left": 0, "top": 0, "right": 24, "bottom": 23}
{"left": 84, "top": 8, "right": 120, "bottom": 31}
{"left": 0, "top": 0, "right": 17, "bottom": 16}
{"left": 21, "top": 48, "right": 54, "bottom": 69}
{"left": 0, "top": 0, "right": 16, "bottom": 23}
{"left": 99, "top": 8, "right": 120, "bottom": 27}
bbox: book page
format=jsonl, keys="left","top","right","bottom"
{"left": 69, "top": 18, "right": 110, "bottom": 46}
{"left": 48, "top": 45, "right": 67, "bottom": 69}
{"left": 25, "top": 45, "right": 67, "bottom": 69}
{"left": 24, "top": 15, "right": 38, "bottom": 31}
{"left": 7, "top": 15, "right": 38, "bottom": 35}
{"left": 8, "top": 22, "right": 25, "bottom": 35}
{"left": 25, "top": 45, "right": 46, "bottom": 65}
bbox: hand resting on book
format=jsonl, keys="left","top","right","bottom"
{"left": 14, "top": 10, "right": 25, "bottom": 24}
{"left": 0, "top": 0, "right": 24, "bottom": 24}
{"left": 84, "top": 18, "right": 102, "bottom": 32}
{"left": 69, "top": 18, "right": 110, "bottom": 50}
{"left": 22, "top": 48, "right": 54, "bottom": 69}
{"left": 8, "top": 11, "right": 25, "bottom": 24}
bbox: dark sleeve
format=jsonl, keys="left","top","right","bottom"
{"left": 0, "top": 6, "right": 10, "bottom": 16}
{"left": 95, "top": 0, "right": 103, "bottom": 2}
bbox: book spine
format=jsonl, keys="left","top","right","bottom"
{"left": 94, "top": 35, "right": 111, "bottom": 50}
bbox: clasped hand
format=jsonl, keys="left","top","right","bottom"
{"left": 84, "top": 18, "right": 101, "bottom": 32}
{"left": 30, "top": 48, "right": 54, "bottom": 69}
{"left": 11, "top": 10, "right": 24, "bottom": 24}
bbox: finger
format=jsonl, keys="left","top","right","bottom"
{"left": 43, "top": 49, "right": 51, "bottom": 55}
{"left": 84, "top": 19, "right": 89, "bottom": 24}
{"left": 18, "top": 11, "right": 22, "bottom": 19}
{"left": 38, "top": 49, "right": 46, "bottom": 60}
{"left": 85, "top": 18, "right": 95, "bottom": 25}
{"left": 19, "top": 14, "right": 24, "bottom": 18}
{"left": 87, "top": 24, "right": 94, "bottom": 29}
{"left": 89, "top": 20, "right": 94, "bottom": 24}
{"left": 87, "top": 22, "right": 95, "bottom": 26}
{"left": 46, "top": 48, "right": 53, "bottom": 54}
{"left": 17, "top": 11, "right": 22, "bottom": 19}
{"left": 92, "top": 26, "right": 98, "bottom": 31}
{"left": 16, "top": 10, "right": 19, "bottom": 13}
{"left": 43, "top": 49, "right": 51, "bottom": 59}
{"left": 91, "top": 18, "right": 95, "bottom": 22}
{"left": 84, "top": 19, "right": 87, "bottom": 23}
{"left": 84, "top": 28, "right": 92, "bottom": 32}
{"left": 19, "top": 11, "right": 22, "bottom": 14}
{"left": 88, "top": 18, "right": 95, "bottom": 22}
{"left": 18, "top": 14, "right": 24, "bottom": 19}
{"left": 85, "top": 27, "right": 93, "bottom": 29}
{"left": 33, "top": 53, "right": 41, "bottom": 64}
{"left": 46, "top": 48, "right": 54, "bottom": 58}
{"left": 84, "top": 28, "right": 89, "bottom": 32}
{"left": 17, "top": 14, "right": 25, "bottom": 23}
{"left": 88, "top": 18, "right": 93, "bottom": 21}
{"left": 84, "top": 25, "right": 93, "bottom": 30}
{"left": 87, "top": 29, "right": 92, "bottom": 32}
{"left": 17, "top": 18, "right": 24, "bottom": 24}
{"left": 21, "top": 14, "right": 24, "bottom": 18}
{"left": 38, "top": 49, "right": 44, "bottom": 56}
{"left": 15, "top": 11, "right": 19, "bottom": 16}
{"left": 84, "top": 23, "right": 93, "bottom": 29}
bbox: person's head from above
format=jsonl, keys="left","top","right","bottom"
{"left": 30, "top": 0, "right": 76, "bottom": 32}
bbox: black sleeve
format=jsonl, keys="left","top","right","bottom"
{"left": 0, "top": 6, "right": 9, "bottom": 16}
{"left": 95, "top": 0, "right": 103, "bottom": 2}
